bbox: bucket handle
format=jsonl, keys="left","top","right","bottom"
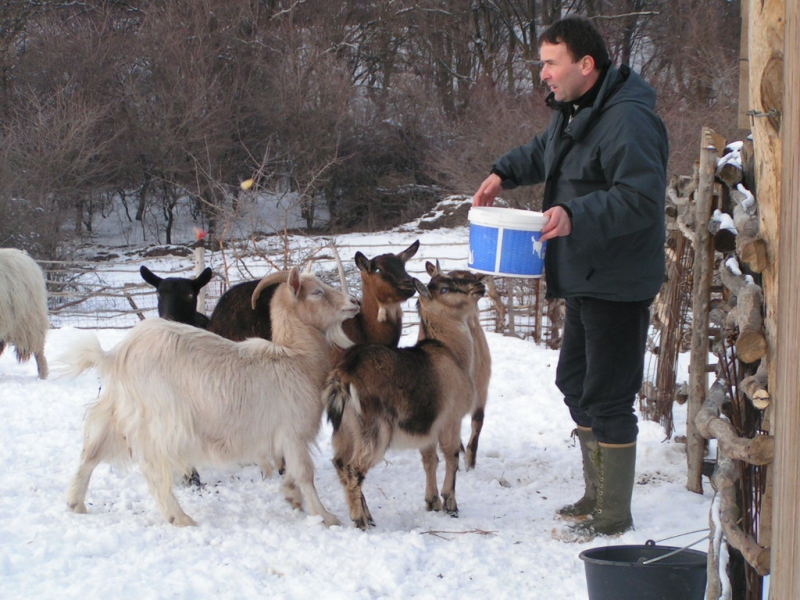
{"left": 640, "top": 529, "right": 710, "bottom": 566}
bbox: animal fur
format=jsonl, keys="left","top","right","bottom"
{"left": 425, "top": 262, "right": 491, "bottom": 470}
{"left": 62, "top": 267, "right": 358, "bottom": 527}
{"left": 324, "top": 273, "right": 476, "bottom": 529}
{"left": 140, "top": 265, "right": 213, "bottom": 328}
{"left": 0, "top": 248, "right": 50, "bottom": 379}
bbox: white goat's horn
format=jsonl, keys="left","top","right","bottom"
{"left": 251, "top": 271, "right": 291, "bottom": 310}
{"left": 329, "top": 240, "right": 349, "bottom": 295}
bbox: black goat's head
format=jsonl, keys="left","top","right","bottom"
{"left": 140, "top": 266, "right": 213, "bottom": 326}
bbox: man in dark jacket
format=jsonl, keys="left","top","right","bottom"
{"left": 473, "top": 16, "right": 668, "bottom": 541}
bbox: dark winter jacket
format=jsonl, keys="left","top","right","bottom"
{"left": 492, "top": 64, "right": 668, "bottom": 302}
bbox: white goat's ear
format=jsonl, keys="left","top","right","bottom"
{"left": 287, "top": 267, "right": 302, "bottom": 297}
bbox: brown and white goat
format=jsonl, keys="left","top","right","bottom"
{"left": 324, "top": 273, "right": 476, "bottom": 529}
{"left": 61, "top": 267, "right": 358, "bottom": 527}
{"left": 341, "top": 240, "right": 419, "bottom": 347}
{"left": 425, "top": 262, "right": 491, "bottom": 470}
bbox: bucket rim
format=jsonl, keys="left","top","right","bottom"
{"left": 468, "top": 206, "right": 548, "bottom": 229}
{"left": 579, "top": 544, "right": 708, "bottom": 567}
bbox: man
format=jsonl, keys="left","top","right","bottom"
{"left": 473, "top": 16, "right": 668, "bottom": 541}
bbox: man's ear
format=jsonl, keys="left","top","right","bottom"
{"left": 580, "top": 54, "right": 596, "bottom": 75}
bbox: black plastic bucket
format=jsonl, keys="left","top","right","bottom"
{"left": 579, "top": 544, "right": 707, "bottom": 600}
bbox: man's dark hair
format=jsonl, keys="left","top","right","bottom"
{"left": 538, "top": 16, "right": 611, "bottom": 71}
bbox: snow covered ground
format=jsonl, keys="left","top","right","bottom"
{"left": 0, "top": 208, "right": 712, "bottom": 599}
{"left": 0, "top": 328, "right": 710, "bottom": 600}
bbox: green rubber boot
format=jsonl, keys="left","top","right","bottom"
{"left": 566, "top": 442, "right": 636, "bottom": 542}
{"left": 557, "top": 427, "right": 598, "bottom": 519}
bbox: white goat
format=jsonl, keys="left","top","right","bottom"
{"left": 61, "top": 267, "right": 358, "bottom": 527}
{"left": 324, "top": 273, "right": 476, "bottom": 529}
{"left": 0, "top": 248, "right": 50, "bottom": 379}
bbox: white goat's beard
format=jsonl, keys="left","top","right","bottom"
{"left": 327, "top": 323, "right": 354, "bottom": 349}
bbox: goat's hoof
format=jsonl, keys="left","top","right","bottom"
{"left": 322, "top": 514, "right": 342, "bottom": 528}
{"left": 67, "top": 501, "right": 87, "bottom": 514}
{"left": 169, "top": 514, "right": 197, "bottom": 527}
{"left": 354, "top": 517, "right": 372, "bottom": 530}
{"left": 182, "top": 470, "right": 204, "bottom": 488}
{"left": 425, "top": 497, "right": 442, "bottom": 512}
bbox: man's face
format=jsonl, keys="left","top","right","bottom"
{"left": 539, "top": 41, "right": 595, "bottom": 103}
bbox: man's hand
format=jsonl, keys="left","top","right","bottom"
{"left": 472, "top": 173, "right": 503, "bottom": 207}
{"left": 540, "top": 205, "right": 572, "bottom": 241}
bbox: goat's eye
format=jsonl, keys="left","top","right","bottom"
{"left": 440, "top": 287, "right": 449, "bottom": 294}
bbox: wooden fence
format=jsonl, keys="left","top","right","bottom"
{"left": 647, "top": 128, "right": 772, "bottom": 600}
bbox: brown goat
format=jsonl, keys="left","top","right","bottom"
{"left": 324, "top": 272, "right": 476, "bottom": 529}
{"left": 341, "top": 240, "right": 419, "bottom": 347}
{"left": 425, "top": 262, "right": 491, "bottom": 470}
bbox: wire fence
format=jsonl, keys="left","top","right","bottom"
{"left": 41, "top": 236, "right": 560, "bottom": 343}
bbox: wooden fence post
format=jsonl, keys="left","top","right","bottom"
{"left": 686, "top": 127, "right": 720, "bottom": 494}
{"left": 194, "top": 228, "right": 208, "bottom": 315}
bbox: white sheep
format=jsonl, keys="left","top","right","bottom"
{"left": 0, "top": 248, "right": 50, "bottom": 379}
{"left": 61, "top": 267, "right": 359, "bottom": 527}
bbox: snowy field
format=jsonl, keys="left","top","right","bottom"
{"left": 0, "top": 207, "right": 712, "bottom": 599}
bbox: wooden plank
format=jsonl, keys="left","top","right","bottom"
{"left": 772, "top": 1, "right": 800, "bottom": 597}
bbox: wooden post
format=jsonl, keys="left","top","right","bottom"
{"left": 686, "top": 128, "right": 719, "bottom": 494}
{"left": 738, "top": 0, "right": 751, "bottom": 129}
{"left": 194, "top": 228, "right": 208, "bottom": 315}
{"left": 772, "top": 2, "right": 800, "bottom": 597}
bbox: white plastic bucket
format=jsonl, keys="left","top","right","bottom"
{"left": 468, "top": 207, "right": 549, "bottom": 277}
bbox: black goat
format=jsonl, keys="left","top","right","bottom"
{"left": 206, "top": 277, "right": 283, "bottom": 341}
{"left": 140, "top": 266, "right": 213, "bottom": 328}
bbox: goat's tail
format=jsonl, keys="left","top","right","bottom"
{"left": 323, "top": 371, "right": 360, "bottom": 432}
{"left": 54, "top": 332, "right": 107, "bottom": 379}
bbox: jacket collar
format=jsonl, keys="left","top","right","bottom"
{"left": 546, "top": 64, "right": 627, "bottom": 141}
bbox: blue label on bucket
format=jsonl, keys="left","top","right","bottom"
{"left": 468, "top": 224, "right": 499, "bottom": 272}
{"left": 469, "top": 223, "right": 546, "bottom": 277}
{"left": 499, "top": 229, "right": 546, "bottom": 276}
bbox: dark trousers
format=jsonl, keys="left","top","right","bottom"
{"left": 556, "top": 296, "right": 653, "bottom": 445}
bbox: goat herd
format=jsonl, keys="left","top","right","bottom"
{"left": 0, "top": 242, "right": 492, "bottom": 530}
